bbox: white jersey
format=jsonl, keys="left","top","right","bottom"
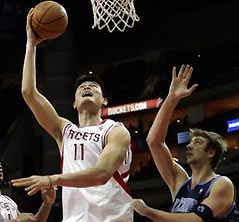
{"left": 0, "top": 193, "right": 18, "bottom": 221}
{"left": 61, "top": 119, "right": 133, "bottom": 222}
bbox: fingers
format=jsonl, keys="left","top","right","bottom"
{"left": 178, "top": 64, "right": 185, "bottom": 78}
{"left": 12, "top": 177, "right": 40, "bottom": 196}
{"left": 27, "top": 187, "right": 39, "bottom": 196}
{"left": 187, "top": 83, "right": 198, "bottom": 95}
{"left": 172, "top": 66, "right": 176, "bottom": 80}
{"left": 11, "top": 177, "right": 33, "bottom": 187}
{"left": 26, "top": 8, "right": 34, "bottom": 26}
{"left": 25, "top": 183, "right": 38, "bottom": 192}
{"left": 184, "top": 66, "right": 193, "bottom": 84}
{"left": 177, "top": 64, "right": 192, "bottom": 80}
{"left": 183, "top": 64, "right": 191, "bottom": 78}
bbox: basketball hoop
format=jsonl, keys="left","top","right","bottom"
{"left": 90, "top": 0, "right": 139, "bottom": 32}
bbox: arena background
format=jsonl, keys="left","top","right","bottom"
{"left": 0, "top": 0, "right": 238, "bottom": 221}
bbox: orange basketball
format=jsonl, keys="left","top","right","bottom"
{"left": 31, "top": 1, "right": 68, "bottom": 39}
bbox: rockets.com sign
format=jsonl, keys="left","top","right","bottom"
{"left": 102, "top": 98, "right": 163, "bottom": 117}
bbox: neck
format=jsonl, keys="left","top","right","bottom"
{"left": 78, "top": 110, "right": 103, "bottom": 127}
{"left": 190, "top": 164, "right": 215, "bottom": 188}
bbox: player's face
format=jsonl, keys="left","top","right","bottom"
{"left": 74, "top": 81, "right": 105, "bottom": 111}
{"left": 186, "top": 136, "right": 209, "bottom": 167}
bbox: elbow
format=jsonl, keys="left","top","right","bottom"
{"left": 21, "top": 87, "right": 36, "bottom": 100}
{"left": 146, "top": 135, "right": 154, "bottom": 147}
{"left": 146, "top": 135, "right": 164, "bottom": 150}
{"left": 21, "top": 88, "right": 31, "bottom": 98}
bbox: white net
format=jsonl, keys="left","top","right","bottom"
{"left": 90, "top": 0, "right": 140, "bottom": 32}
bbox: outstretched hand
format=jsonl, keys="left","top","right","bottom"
{"left": 169, "top": 64, "right": 198, "bottom": 100}
{"left": 26, "top": 8, "right": 46, "bottom": 46}
{"left": 12, "top": 175, "right": 51, "bottom": 196}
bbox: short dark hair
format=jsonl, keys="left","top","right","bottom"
{"left": 189, "top": 128, "right": 227, "bottom": 170}
{"left": 74, "top": 75, "right": 107, "bottom": 97}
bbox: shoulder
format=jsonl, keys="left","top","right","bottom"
{"left": 211, "top": 175, "right": 234, "bottom": 195}
{"left": 214, "top": 176, "right": 233, "bottom": 188}
{"left": 109, "top": 123, "right": 130, "bottom": 138}
{"left": 106, "top": 124, "right": 131, "bottom": 145}
{"left": 104, "top": 119, "right": 129, "bottom": 135}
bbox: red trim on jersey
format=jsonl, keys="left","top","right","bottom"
{"left": 113, "top": 171, "right": 130, "bottom": 195}
{"left": 63, "top": 123, "right": 71, "bottom": 136}
{"left": 60, "top": 123, "right": 71, "bottom": 172}
{"left": 100, "top": 118, "right": 107, "bottom": 125}
{"left": 121, "top": 171, "right": 129, "bottom": 179}
{"left": 101, "top": 133, "right": 105, "bottom": 148}
{"left": 102, "top": 123, "right": 114, "bottom": 149}
{"left": 60, "top": 144, "right": 64, "bottom": 173}
{"left": 100, "top": 119, "right": 107, "bottom": 148}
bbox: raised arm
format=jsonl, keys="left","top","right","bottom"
{"left": 146, "top": 65, "right": 198, "bottom": 197}
{"left": 12, "top": 125, "right": 131, "bottom": 194}
{"left": 22, "top": 9, "right": 66, "bottom": 144}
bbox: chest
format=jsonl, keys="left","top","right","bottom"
{"left": 63, "top": 126, "right": 106, "bottom": 163}
{"left": 171, "top": 181, "right": 213, "bottom": 213}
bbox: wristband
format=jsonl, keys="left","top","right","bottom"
{"left": 192, "top": 204, "right": 213, "bottom": 222}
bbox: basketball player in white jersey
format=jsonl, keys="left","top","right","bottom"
{"left": 133, "top": 65, "right": 235, "bottom": 222}
{"left": 0, "top": 162, "right": 56, "bottom": 222}
{"left": 12, "top": 9, "right": 133, "bottom": 222}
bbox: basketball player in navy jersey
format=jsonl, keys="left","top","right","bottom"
{"left": 0, "top": 162, "right": 56, "bottom": 222}
{"left": 12, "top": 9, "right": 133, "bottom": 222}
{"left": 133, "top": 65, "right": 236, "bottom": 222}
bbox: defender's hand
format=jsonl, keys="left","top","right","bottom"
{"left": 169, "top": 64, "right": 198, "bottom": 100}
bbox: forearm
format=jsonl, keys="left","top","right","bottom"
{"left": 141, "top": 207, "right": 201, "bottom": 222}
{"left": 22, "top": 42, "right": 37, "bottom": 95}
{"left": 50, "top": 167, "right": 110, "bottom": 188}
{"left": 147, "top": 93, "right": 180, "bottom": 145}
{"left": 35, "top": 203, "right": 53, "bottom": 222}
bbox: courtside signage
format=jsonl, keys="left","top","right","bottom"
{"left": 227, "top": 118, "right": 239, "bottom": 132}
{"left": 102, "top": 98, "right": 163, "bottom": 117}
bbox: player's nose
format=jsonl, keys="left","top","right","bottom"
{"left": 83, "top": 85, "right": 91, "bottom": 90}
{"left": 186, "top": 144, "right": 192, "bottom": 151}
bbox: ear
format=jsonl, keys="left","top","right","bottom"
{"left": 208, "top": 149, "right": 216, "bottom": 158}
{"left": 103, "top": 97, "right": 108, "bottom": 106}
{"left": 73, "top": 101, "right": 76, "bottom": 109}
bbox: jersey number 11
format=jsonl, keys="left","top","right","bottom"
{"left": 74, "top": 143, "right": 84, "bottom": 160}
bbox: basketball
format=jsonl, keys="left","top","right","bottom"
{"left": 31, "top": 1, "right": 68, "bottom": 39}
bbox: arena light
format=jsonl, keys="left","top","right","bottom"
{"left": 227, "top": 118, "right": 239, "bottom": 132}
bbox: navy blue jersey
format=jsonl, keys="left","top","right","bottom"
{"left": 170, "top": 175, "right": 236, "bottom": 222}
